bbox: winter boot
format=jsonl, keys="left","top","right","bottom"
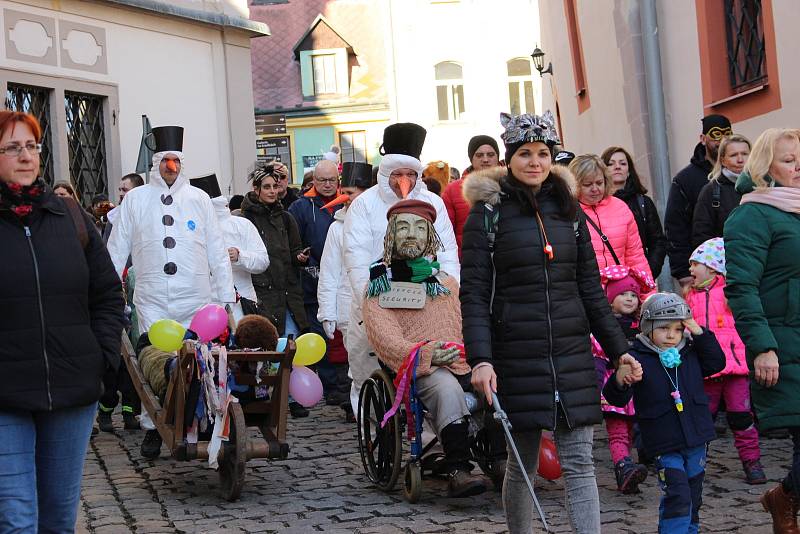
{"left": 97, "top": 410, "right": 114, "bottom": 433}
{"left": 123, "top": 412, "right": 140, "bottom": 430}
{"left": 441, "top": 421, "right": 487, "bottom": 497}
{"left": 140, "top": 430, "right": 163, "bottom": 459}
{"left": 744, "top": 459, "right": 768, "bottom": 485}
{"left": 289, "top": 401, "right": 309, "bottom": 418}
{"left": 761, "top": 483, "right": 800, "bottom": 534}
{"left": 614, "top": 456, "right": 648, "bottom": 494}
{"left": 448, "top": 469, "right": 487, "bottom": 498}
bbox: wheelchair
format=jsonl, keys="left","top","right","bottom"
{"left": 356, "top": 365, "right": 501, "bottom": 503}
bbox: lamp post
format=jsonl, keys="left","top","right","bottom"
{"left": 531, "top": 46, "right": 553, "bottom": 77}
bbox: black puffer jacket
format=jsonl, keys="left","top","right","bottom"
{"left": 460, "top": 167, "right": 629, "bottom": 431}
{"left": 0, "top": 192, "right": 123, "bottom": 411}
{"left": 614, "top": 181, "right": 667, "bottom": 278}
{"left": 665, "top": 143, "right": 713, "bottom": 279}
{"left": 691, "top": 175, "right": 741, "bottom": 248}
{"left": 239, "top": 192, "right": 308, "bottom": 335}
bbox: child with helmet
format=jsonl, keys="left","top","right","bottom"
{"left": 603, "top": 292, "right": 726, "bottom": 533}
{"left": 686, "top": 237, "right": 766, "bottom": 485}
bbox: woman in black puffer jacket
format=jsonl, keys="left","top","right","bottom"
{"left": 0, "top": 111, "right": 123, "bottom": 531}
{"left": 691, "top": 133, "right": 750, "bottom": 248}
{"left": 602, "top": 146, "right": 667, "bottom": 277}
{"left": 461, "top": 112, "right": 635, "bottom": 534}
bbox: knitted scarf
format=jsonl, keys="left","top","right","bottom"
{"left": 740, "top": 186, "right": 800, "bottom": 214}
{"left": 366, "top": 259, "right": 450, "bottom": 298}
{"left": 0, "top": 178, "right": 46, "bottom": 221}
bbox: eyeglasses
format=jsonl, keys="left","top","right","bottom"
{"left": 0, "top": 143, "right": 42, "bottom": 157}
{"left": 314, "top": 178, "right": 339, "bottom": 184}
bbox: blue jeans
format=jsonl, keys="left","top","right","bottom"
{"left": 0, "top": 402, "right": 96, "bottom": 533}
{"left": 655, "top": 445, "right": 707, "bottom": 534}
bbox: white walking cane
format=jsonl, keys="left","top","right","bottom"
{"left": 492, "top": 392, "right": 551, "bottom": 533}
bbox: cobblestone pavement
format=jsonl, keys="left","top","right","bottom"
{"left": 77, "top": 405, "right": 786, "bottom": 533}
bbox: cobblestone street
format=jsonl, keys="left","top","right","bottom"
{"left": 78, "top": 405, "right": 784, "bottom": 533}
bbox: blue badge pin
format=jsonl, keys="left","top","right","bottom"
{"left": 187, "top": 220, "right": 196, "bottom": 231}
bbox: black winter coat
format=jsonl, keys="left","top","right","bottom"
{"left": 614, "top": 181, "right": 667, "bottom": 278}
{"left": 665, "top": 143, "right": 713, "bottom": 279}
{"left": 602, "top": 330, "right": 725, "bottom": 456}
{"left": 0, "top": 192, "right": 124, "bottom": 411}
{"left": 460, "top": 167, "right": 629, "bottom": 431}
{"left": 691, "top": 176, "right": 741, "bottom": 248}
{"left": 239, "top": 192, "right": 308, "bottom": 335}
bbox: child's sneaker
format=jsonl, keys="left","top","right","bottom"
{"left": 614, "top": 456, "right": 648, "bottom": 494}
{"left": 744, "top": 459, "right": 767, "bottom": 485}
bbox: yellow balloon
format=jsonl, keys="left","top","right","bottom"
{"left": 293, "top": 333, "right": 326, "bottom": 366}
{"left": 149, "top": 319, "right": 186, "bottom": 352}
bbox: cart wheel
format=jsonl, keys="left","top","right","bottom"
{"left": 403, "top": 461, "right": 422, "bottom": 503}
{"left": 218, "top": 402, "right": 247, "bottom": 501}
{"left": 357, "top": 370, "right": 402, "bottom": 492}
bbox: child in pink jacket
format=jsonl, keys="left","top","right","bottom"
{"left": 686, "top": 237, "right": 766, "bottom": 484}
{"left": 594, "top": 265, "right": 655, "bottom": 493}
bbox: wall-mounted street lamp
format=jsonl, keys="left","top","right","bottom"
{"left": 531, "top": 46, "right": 553, "bottom": 76}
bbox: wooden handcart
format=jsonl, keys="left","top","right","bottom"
{"left": 121, "top": 335, "right": 295, "bottom": 501}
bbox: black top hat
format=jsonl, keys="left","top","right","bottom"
{"left": 190, "top": 173, "right": 221, "bottom": 198}
{"left": 149, "top": 126, "right": 184, "bottom": 153}
{"left": 341, "top": 162, "right": 373, "bottom": 189}
{"left": 379, "top": 123, "right": 426, "bottom": 159}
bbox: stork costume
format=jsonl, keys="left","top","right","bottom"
{"left": 342, "top": 123, "right": 459, "bottom": 413}
{"left": 190, "top": 174, "right": 269, "bottom": 324}
{"left": 107, "top": 126, "right": 235, "bottom": 333}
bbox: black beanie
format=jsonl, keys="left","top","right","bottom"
{"left": 467, "top": 135, "right": 500, "bottom": 161}
{"left": 701, "top": 114, "right": 731, "bottom": 135}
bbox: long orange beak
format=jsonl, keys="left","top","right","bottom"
{"left": 321, "top": 193, "right": 350, "bottom": 211}
{"left": 398, "top": 177, "right": 412, "bottom": 199}
{"left": 165, "top": 159, "right": 178, "bottom": 173}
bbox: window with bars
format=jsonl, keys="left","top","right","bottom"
{"left": 507, "top": 58, "right": 535, "bottom": 116}
{"left": 339, "top": 131, "right": 367, "bottom": 163}
{"left": 65, "top": 91, "right": 107, "bottom": 207}
{"left": 434, "top": 61, "right": 465, "bottom": 121}
{"left": 724, "top": 0, "right": 767, "bottom": 92}
{"left": 4, "top": 83, "right": 54, "bottom": 186}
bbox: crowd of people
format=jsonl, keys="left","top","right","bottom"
{"left": 2, "top": 104, "right": 800, "bottom": 534}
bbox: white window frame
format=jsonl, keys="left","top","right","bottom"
{"left": 434, "top": 61, "right": 465, "bottom": 122}
{"left": 507, "top": 58, "right": 535, "bottom": 116}
{"left": 300, "top": 48, "right": 349, "bottom": 97}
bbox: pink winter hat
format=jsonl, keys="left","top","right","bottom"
{"left": 599, "top": 265, "right": 656, "bottom": 305}
{"left": 690, "top": 237, "right": 726, "bottom": 275}
{"left": 606, "top": 276, "right": 642, "bottom": 304}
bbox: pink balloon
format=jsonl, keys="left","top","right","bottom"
{"left": 189, "top": 304, "right": 228, "bottom": 342}
{"left": 288, "top": 366, "right": 323, "bottom": 408}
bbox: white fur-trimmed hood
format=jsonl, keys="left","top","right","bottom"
{"left": 462, "top": 164, "right": 576, "bottom": 207}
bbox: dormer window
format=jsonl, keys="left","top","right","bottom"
{"left": 293, "top": 15, "right": 353, "bottom": 98}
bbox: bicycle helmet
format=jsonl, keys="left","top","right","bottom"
{"left": 639, "top": 292, "right": 691, "bottom": 336}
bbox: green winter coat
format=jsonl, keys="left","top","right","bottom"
{"left": 724, "top": 173, "right": 800, "bottom": 430}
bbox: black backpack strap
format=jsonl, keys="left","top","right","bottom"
{"left": 584, "top": 215, "right": 621, "bottom": 265}
{"left": 712, "top": 180, "right": 721, "bottom": 209}
{"left": 63, "top": 197, "right": 88, "bottom": 251}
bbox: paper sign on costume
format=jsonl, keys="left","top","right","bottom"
{"left": 378, "top": 282, "right": 426, "bottom": 309}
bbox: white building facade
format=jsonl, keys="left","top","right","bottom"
{"left": 1, "top": 0, "right": 267, "bottom": 204}
{"left": 385, "top": 0, "right": 542, "bottom": 170}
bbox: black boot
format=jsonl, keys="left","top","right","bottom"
{"left": 614, "top": 456, "right": 648, "bottom": 494}
{"left": 97, "top": 409, "right": 114, "bottom": 433}
{"left": 140, "top": 430, "right": 162, "bottom": 459}
{"left": 441, "top": 421, "right": 487, "bottom": 498}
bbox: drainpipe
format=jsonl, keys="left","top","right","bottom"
{"left": 639, "top": 0, "right": 673, "bottom": 290}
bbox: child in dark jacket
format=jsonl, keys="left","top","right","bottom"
{"left": 603, "top": 292, "right": 726, "bottom": 534}
{"left": 593, "top": 265, "right": 655, "bottom": 494}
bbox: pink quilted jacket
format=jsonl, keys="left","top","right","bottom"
{"left": 580, "top": 196, "right": 653, "bottom": 279}
{"left": 442, "top": 178, "right": 470, "bottom": 260}
{"left": 685, "top": 276, "right": 749, "bottom": 377}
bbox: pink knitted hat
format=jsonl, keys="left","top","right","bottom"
{"left": 606, "top": 276, "right": 642, "bottom": 304}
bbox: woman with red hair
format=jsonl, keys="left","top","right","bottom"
{"left": 0, "top": 111, "right": 123, "bottom": 530}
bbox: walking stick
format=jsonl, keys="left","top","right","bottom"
{"left": 492, "top": 392, "right": 551, "bottom": 533}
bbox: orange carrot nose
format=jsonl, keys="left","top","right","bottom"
{"left": 398, "top": 177, "right": 412, "bottom": 199}
{"left": 321, "top": 193, "right": 350, "bottom": 211}
{"left": 165, "top": 159, "right": 178, "bottom": 173}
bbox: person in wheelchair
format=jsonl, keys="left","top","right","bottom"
{"left": 363, "top": 199, "right": 506, "bottom": 498}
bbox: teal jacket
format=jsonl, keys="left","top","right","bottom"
{"left": 724, "top": 172, "right": 800, "bottom": 430}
